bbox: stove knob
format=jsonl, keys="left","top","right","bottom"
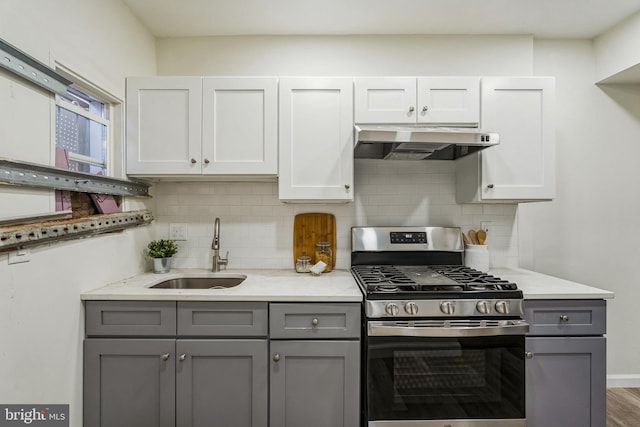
{"left": 404, "top": 302, "right": 419, "bottom": 315}
{"left": 495, "top": 300, "right": 511, "bottom": 315}
{"left": 476, "top": 300, "right": 491, "bottom": 315}
{"left": 385, "top": 303, "right": 400, "bottom": 316}
{"left": 440, "top": 301, "right": 455, "bottom": 315}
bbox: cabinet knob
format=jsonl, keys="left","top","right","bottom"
{"left": 273, "top": 353, "right": 281, "bottom": 362}
{"left": 408, "top": 106, "right": 415, "bottom": 113}
{"left": 161, "top": 353, "right": 170, "bottom": 361}
{"left": 487, "top": 184, "right": 495, "bottom": 189}
{"left": 179, "top": 353, "right": 186, "bottom": 362}
{"left": 344, "top": 184, "right": 350, "bottom": 191}
{"left": 525, "top": 352, "right": 534, "bottom": 359}
{"left": 190, "top": 158, "right": 197, "bottom": 164}
{"left": 204, "top": 158, "right": 210, "bottom": 164}
{"left": 560, "top": 315, "right": 569, "bottom": 322}
{"left": 422, "top": 106, "right": 429, "bottom": 113}
{"left": 311, "top": 318, "right": 319, "bottom": 326}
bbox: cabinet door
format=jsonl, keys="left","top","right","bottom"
{"left": 417, "top": 77, "right": 480, "bottom": 124}
{"left": 202, "top": 78, "right": 277, "bottom": 175}
{"left": 278, "top": 78, "right": 354, "bottom": 202}
{"left": 354, "top": 77, "right": 416, "bottom": 123}
{"left": 270, "top": 340, "right": 360, "bottom": 427}
{"left": 126, "top": 77, "right": 203, "bottom": 175}
{"left": 526, "top": 336, "right": 606, "bottom": 427}
{"left": 84, "top": 339, "right": 175, "bottom": 427}
{"left": 480, "top": 77, "right": 556, "bottom": 200}
{"left": 176, "top": 339, "right": 268, "bottom": 427}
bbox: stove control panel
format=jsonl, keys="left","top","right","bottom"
{"left": 390, "top": 232, "right": 427, "bottom": 244}
{"left": 365, "top": 299, "right": 525, "bottom": 318}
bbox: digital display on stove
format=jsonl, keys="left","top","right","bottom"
{"left": 390, "top": 232, "right": 427, "bottom": 244}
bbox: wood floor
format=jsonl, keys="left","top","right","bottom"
{"left": 607, "top": 388, "right": 640, "bottom": 427}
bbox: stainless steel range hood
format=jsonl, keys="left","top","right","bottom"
{"left": 354, "top": 125, "right": 499, "bottom": 160}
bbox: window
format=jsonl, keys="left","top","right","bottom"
{"left": 55, "top": 86, "right": 110, "bottom": 175}
{"left": 53, "top": 72, "right": 122, "bottom": 215}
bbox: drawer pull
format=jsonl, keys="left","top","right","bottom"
{"left": 525, "top": 352, "right": 534, "bottom": 359}
{"left": 311, "top": 318, "right": 319, "bottom": 327}
{"left": 161, "top": 353, "right": 170, "bottom": 361}
{"left": 560, "top": 315, "right": 569, "bottom": 322}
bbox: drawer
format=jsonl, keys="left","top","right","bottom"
{"left": 85, "top": 301, "right": 176, "bottom": 337}
{"left": 270, "top": 303, "right": 360, "bottom": 339}
{"left": 525, "top": 299, "right": 606, "bottom": 336}
{"left": 178, "top": 301, "right": 268, "bottom": 337}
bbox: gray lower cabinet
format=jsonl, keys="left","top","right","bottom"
{"left": 84, "top": 300, "right": 361, "bottom": 427}
{"left": 176, "top": 339, "right": 268, "bottom": 427}
{"left": 84, "top": 339, "right": 176, "bottom": 427}
{"left": 269, "top": 303, "right": 361, "bottom": 427}
{"left": 84, "top": 301, "right": 269, "bottom": 427}
{"left": 525, "top": 299, "right": 607, "bottom": 427}
{"left": 269, "top": 340, "right": 360, "bottom": 427}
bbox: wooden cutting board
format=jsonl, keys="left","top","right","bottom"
{"left": 293, "top": 213, "right": 336, "bottom": 268}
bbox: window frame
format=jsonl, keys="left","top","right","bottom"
{"left": 52, "top": 62, "right": 123, "bottom": 179}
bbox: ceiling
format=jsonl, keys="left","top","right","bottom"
{"left": 121, "top": 0, "right": 640, "bottom": 39}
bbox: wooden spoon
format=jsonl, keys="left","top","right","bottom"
{"left": 461, "top": 232, "right": 470, "bottom": 245}
{"left": 476, "top": 229, "right": 487, "bottom": 245}
{"left": 468, "top": 229, "right": 479, "bottom": 245}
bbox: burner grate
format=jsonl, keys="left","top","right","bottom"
{"left": 351, "top": 264, "right": 519, "bottom": 297}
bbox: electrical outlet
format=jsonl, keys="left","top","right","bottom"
{"left": 8, "top": 249, "right": 30, "bottom": 264}
{"left": 169, "top": 223, "right": 188, "bottom": 241}
{"left": 480, "top": 221, "right": 492, "bottom": 234}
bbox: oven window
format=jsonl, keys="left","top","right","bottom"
{"left": 366, "top": 336, "right": 525, "bottom": 421}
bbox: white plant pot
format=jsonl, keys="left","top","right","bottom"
{"left": 153, "top": 257, "right": 172, "bottom": 274}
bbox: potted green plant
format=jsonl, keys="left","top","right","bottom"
{"left": 147, "top": 239, "right": 179, "bottom": 273}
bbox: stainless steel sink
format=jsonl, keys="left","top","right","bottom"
{"left": 150, "top": 275, "right": 247, "bottom": 289}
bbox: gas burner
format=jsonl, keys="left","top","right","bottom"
{"left": 376, "top": 285, "right": 400, "bottom": 293}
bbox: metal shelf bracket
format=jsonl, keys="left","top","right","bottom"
{"left": 0, "top": 38, "right": 72, "bottom": 96}
{"left": 0, "top": 210, "right": 154, "bottom": 253}
{"left": 0, "top": 158, "right": 150, "bottom": 197}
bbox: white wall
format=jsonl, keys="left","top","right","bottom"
{"left": 520, "top": 39, "right": 640, "bottom": 380}
{"left": 0, "top": 1, "right": 156, "bottom": 425}
{"left": 157, "top": 34, "right": 534, "bottom": 76}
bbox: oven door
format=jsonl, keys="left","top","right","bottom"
{"left": 366, "top": 320, "right": 528, "bottom": 427}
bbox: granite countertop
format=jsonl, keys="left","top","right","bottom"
{"left": 81, "top": 268, "right": 363, "bottom": 302}
{"left": 490, "top": 268, "right": 615, "bottom": 300}
{"left": 81, "top": 267, "right": 614, "bottom": 302}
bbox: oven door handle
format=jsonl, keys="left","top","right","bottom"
{"left": 368, "top": 320, "right": 530, "bottom": 337}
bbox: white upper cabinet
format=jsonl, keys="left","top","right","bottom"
{"left": 456, "top": 77, "right": 556, "bottom": 202}
{"left": 126, "top": 77, "right": 278, "bottom": 177}
{"left": 127, "top": 76, "right": 203, "bottom": 175}
{"left": 278, "top": 78, "right": 354, "bottom": 202}
{"left": 417, "top": 77, "right": 480, "bottom": 124}
{"left": 202, "top": 78, "right": 277, "bottom": 175}
{"left": 354, "top": 77, "right": 416, "bottom": 123}
{"left": 354, "top": 77, "right": 480, "bottom": 125}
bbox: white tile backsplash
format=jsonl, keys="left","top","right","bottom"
{"left": 154, "top": 159, "right": 519, "bottom": 270}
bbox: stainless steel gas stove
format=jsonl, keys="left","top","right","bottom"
{"left": 351, "top": 226, "right": 528, "bottom": 427}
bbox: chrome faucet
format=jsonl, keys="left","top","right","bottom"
{"left": 211, "top": 217, "right": 228, "bottom": 272}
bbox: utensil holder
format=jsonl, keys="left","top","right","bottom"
{"left": 464, "top": 244, "right": 489, "bottom": 272}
